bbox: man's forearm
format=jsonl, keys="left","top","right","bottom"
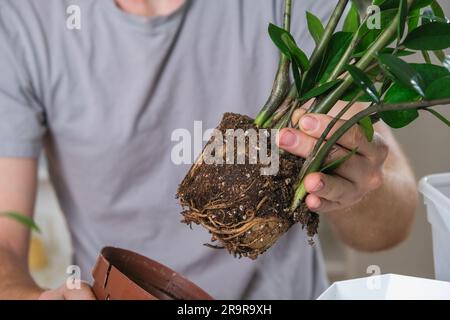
{"left": 325, "top": 153, "right": 418, "bottom": 251}
{"left": 0, "top": 245, "right": 42, "bottom": 299}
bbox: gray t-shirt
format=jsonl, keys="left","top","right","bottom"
{"left": 0, "top": 0, "right": 333, "bottom": 299}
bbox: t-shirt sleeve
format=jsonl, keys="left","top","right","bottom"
{"left": 0, "top": 6, "right": 46, "bottom": 159}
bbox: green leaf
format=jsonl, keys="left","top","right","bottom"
{"left": 351, "top": 0, "right": 373, "bottom": 16}
{"left": 375, "top": 0, "right": 432, "bottom": 11}
{"left": 291, "top": 58, "right": 302, "bottom": 96}
{"left": 321, "top": 148, "right": 358, "bottom": 174}
{"left": 411, "top": 0, "right": 433, "bottom": 11}
{"left": 355, "top": 9, "right": 399, "bottom": 54}
{"left": 380, "top": 109, "right": 419, "bottom": 128}
{"left": 398, "top": 0, "right": 408, "bottom": 40}
{"left": 425, "top": 108, "right": 450, "bottom": 127}
{"left": 384, "top": 82, "right": 422, "bottom": 103}
{"left": 408, "top": 8, "right": 421, "bottom": 32}
{"left": 403, "top": 22, "right": 450, "bottom": 50}
{"left": 352, "top": 47, "right": 415, "bottom": 58}
{"left": 301, "top": 54, "right": 324, "bottom": 95}
{"left": 300, "top": 79, "right": 343, "bottom": 102}
{"left": 359, "top": 116, "right": 375, "bottom": 142}
{"left": 318, "top": 32, "right": 353, "bottom": 84}
{"left": 0, "top": 212, "right": 41, "bottom": 233}
{"left": 377, "top": 54, "right": 426, "bottom": 97}
{"left": 429, "top": 1, "right": 449, "bottom": 62}
{"left": 425, "top": 75, "right": 450, "bottom": 100}
{"left": 281, "top": 33, "right": 310, "bottom": 72}
{"left": 379, "top": 82, "right": 421, "bottom": 128}
{"left": 306, "top": 11, "right": 325, "bottom": 45}
{"left": 343, "top": 4, "right": 360, "bottom": 33}
{"left": 345, "top": 64, "right": 381, "bottom": 103}
{"left": 302, "top": 32, "right": 352, "bottom": 93}
{"left": 268, "top": 23, "right": 291, "bottom": 57}
{"left": 373, "top": 0, "right": 397, "bottom": 10}
{"left": 410, "top": 63, "right": 450, "bottom": 86}
{"left": 430, "top": 0, "right": 445, "bottom": 20}
{"left": 341, "top": 86, "right": 372, "bottom": 102}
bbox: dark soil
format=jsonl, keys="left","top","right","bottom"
{"left": 177, "top": 113, "right": 318, "bottom": 259}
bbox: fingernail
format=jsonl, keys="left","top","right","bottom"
{"left": 312, "top": 180, "right": 324, "bottom": 192}
{"left": 278, "top": 130, "right": 297, "bottom": 147}
{"left": 309, "top": 197, "right": 321, "bottom": 210}
{"left": 300, "top": 116, "right": 318, "bottom": 132}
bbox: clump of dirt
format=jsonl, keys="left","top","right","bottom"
{"left": 177, "top": 113, "right": 318, "bottom": 259}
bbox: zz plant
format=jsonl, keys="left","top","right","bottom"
{"left": 257, "top": 0, "right": 450, "bottom": 212}
{"left": 178, "top": 0, "right": 450, "bottom": 259}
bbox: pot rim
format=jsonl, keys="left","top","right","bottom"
{"left": 92, "top": 246, "right": 214, "bottom": 300}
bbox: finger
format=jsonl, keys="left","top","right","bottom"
{"left": 304, "top": 172, "right": 358, "bottom": 203}
{"left": 298, "top": 114, "right": 376, "bottom": 156}
{"left": 277, "top": 127, "right": 373, "bottom": 185}
{"left": 63, "top": 282, "right": 97, "bottom": 300}
{"left": 320, "top": 145, "right": 372, "bottom": 184}
{"left": 305, "top": 194, "right": 342, "bottom": 213}
{"left": 277, "top": 128, "right": 317, "bottom": 158}
{"left": 38, "top": 289, "right": 64, "bottom": 300}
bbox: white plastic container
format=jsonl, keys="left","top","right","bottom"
{"left": 419, "top": 173, "right": 450, "bottom": 281}
{"left": 318, "top": 274, "right": 450, "bottom": 300}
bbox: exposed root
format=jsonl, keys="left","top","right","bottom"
{"left": 177, "top": 113, "right": 319, "bottom": 259}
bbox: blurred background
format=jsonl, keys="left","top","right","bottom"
{"left": 29, "top": 0, "right": 450, "bottom": 289}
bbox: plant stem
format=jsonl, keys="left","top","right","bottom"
{"left": 270, "top": 0, "right": 349, "bottom": 128}
{"left": 307, "top": 0, "right": 350, "bottom": 70}
{"left": 310, "top": 95, "right": 361, "bottom": 162}
{"left": 312, "top": 0, "right": 415, "bottom": 115}
{"left": 255, "top": 0, "right": 292, "bottom": 127}
{"left": 255, "top": 58, "right": 291, "bottom": 127}
{"left": 294, "top": 94, "right": 361, "bottom": 191}
{"left": 283, "top": 0, "right": 292, "bottom": 31}
{"left": 274, "top": 100, "right": 299, "bottom": 129}
{"left": 425, "top": 108, "right": 450, "bottom": 126}
{"left": 324, "top": 16, "right": 369, "bottom": 83}
{"left": 290, "top": 97, "right": 450, "bottom": 210}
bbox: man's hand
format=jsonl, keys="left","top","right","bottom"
{"left": 275, "top": 104, "right": 417, "bottom": 251}
{"left": 0, "top": 158, "right": 96, "bottom": 300}
{"left": 38, "top": 282, "right": 96, "bottom": 300}
{"left": 277, "top": 112, "right": 388, "bottom": 213}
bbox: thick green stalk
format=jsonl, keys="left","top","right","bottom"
{"left": 291, "top": 97, "right": 450, "bottom": 210}
{"left": 262, "top": 85, "right": 297, "bottom": 128}
{"left": 293, "top": 94, "right": 361, "bottom": 192}
{"left": 309, "top": 95, "right": 361, "bottom": 162}
{"left": 255, "top": 0, "right": 292, "bottom": 127}
{"left": 283, "top": 0, "right": 292, "bottom": 31}
{"left": 262, "top": 0, "right": 349, "bottom": 128}
{"left": 273, "top": 100, "right": 299, "bottom": 129}
{"left": 254, "top": 59, "right": 290, "bottom": 127}
{"left": 307, "top": 0, "right": 350, "bottom": 70}
{"left": 312, "top": 0, "right": 415, "bottom": 114}
{"left": 324, "top": 16, "right": 369, "bottom": 83}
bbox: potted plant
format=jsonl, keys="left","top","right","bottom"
{"left": 177, "top": 0, "right": 450, "bottom": 259}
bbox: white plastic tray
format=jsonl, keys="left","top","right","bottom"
{"left": 318, "top": 274, "right": 450, "bottom": 300}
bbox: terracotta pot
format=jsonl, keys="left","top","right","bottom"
{"left": 92, "top": 247, "right": 214, "bottom": 300}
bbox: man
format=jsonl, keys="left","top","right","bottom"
{"left": 0, "top": 0, "right": 417, "bottom": 299}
